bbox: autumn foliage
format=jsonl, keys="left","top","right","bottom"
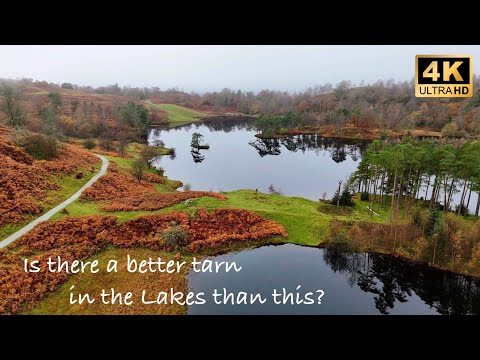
{"left": 103, "top": 208, "right": 287, "bottom": 252}
{"left": 37, "top": 143, "right": 99, "bottom": 174}
{"left": 80, "top": 162, "right": 224, "bottom": 210}
{"left": 187, "top": 208, "right": 288, "bottom": 251}
{"left": 80, "top": 163, "right": 155, "bottom": 201}
{"left": 0, "top": 209, "right": 287, "bottom": 314}
{"left": 0, "top": 216, "right": 116, "bottom": 314}
{"left": 101, "top": 191, "right": 226, "bottom": 212}
{"left": 0, "top": 138, "right": 99, "bottom": 226}
{"left": 142, "top": 172, "right": 165, "bottom": 184}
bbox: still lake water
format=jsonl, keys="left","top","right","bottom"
{"left": 187, "top": 244, "right": 480, "bottom": 315}
{"left": 149, "top": 118, "right": 479, "bottom": 211}
{"left": 149, "top": 119, "right": 367, "bottom": 200}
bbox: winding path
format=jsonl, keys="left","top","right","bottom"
{"left": 0, "top": 154, "right": 109, "bottom": 249}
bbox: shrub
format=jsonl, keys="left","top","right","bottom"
{"left": 132, "top": 159, "right": 145, "bottom": 182}
{"left": 99, "top": 138, "right": 114, "bottom": 151}
{"left": 340, "top": 189, "right": 354, "bottom": 206}
{"left": 183, "top": 183, "right": 192, "bottom": 191}
{"left": 360, "top": 192, "right": 369, "bottom": 201}
{"left": 152, "top": 139, "right": 165, "bottom": 147}
{"left": 410, "top": 206, "right": 425, "bottom": 228}
{"left": 83, "top": 139, "right": 96, "bottom": 150}
{"left": 268, "top": 184, "right": 282, "bottom": 195}
{"left": 155, "top": 166, "right": 165, "bottom": 177}
{"left": 331, "top": 188, "right": 354, "bottom": 206}
{"left": 162, "top": 223, "right": 189, "bottom": 249}
{"left": 140, "top": 145, "right": 163, "bottom": 168}
{"left": 24, "top": 134, "right": 57, "bottom": 160}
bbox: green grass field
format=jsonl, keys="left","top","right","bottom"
{"left": 144, "top": 102, "right": 207, "bottom": 124}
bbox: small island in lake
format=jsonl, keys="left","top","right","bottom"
{"left": 191, "top": 132, "right": 210, "bottom": 149}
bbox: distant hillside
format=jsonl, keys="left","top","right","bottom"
{"left": 2, "top": 77, "right": 480, "bottom": 140}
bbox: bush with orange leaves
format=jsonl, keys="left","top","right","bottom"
{"left": 0, "top": 210, "right": 287, "bottom": 314}
{"left": 80, "top": 163, "right": 155, "bottom": 201}
{"left": 101, "top": 191, "right": 226, "bottom": 212}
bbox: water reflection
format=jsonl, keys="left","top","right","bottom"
{"left": 150, "top": 119, "right": 367, "bottom": 163}
{"left": 248, "top": 138, "right": 282, "bottom": 157}
{"left": 187, "top": 244, "right": 480, "bottom": 315}
{"left": 248, "top": 134, "right": 366, "bottom": 162}
{"left": 323, "top": 246, "right": 480, "bottom": 315}
{"left": 190, "top": 148, "right": 205, "bottom": 163}
{"left": 148, "top": 119, "right": 366, "bottom": 200}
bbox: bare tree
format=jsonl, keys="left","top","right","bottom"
{"left": 337, "top": 180, "right": 343, "bottom": 207}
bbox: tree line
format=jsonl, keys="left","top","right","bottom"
{"left": 6, "top": 76, "right": 480, "bottom": 137}
{"left": 352, "top": 138, "right": 480, "bottom": 218}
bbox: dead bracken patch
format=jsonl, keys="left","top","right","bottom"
{"left": 103, "top": 208, "right": 287, "bottom": 252}
{"left": 80, "top": 163, "right": 155, "bottom": 201}
{"left": 0, "top": 209, "right": 287, "bottom": 314}
{"left": 142, "top": 173, "right": 165, "bottom": 184}
{"left": 0, "top": 216, "right": 116, "bottom": 314}
{"left": 0, "top": 139, "right": 99, "bottom": 226}
{"left": 101, "top": 191, "right": 226, "bottom": 212}
{"left": 36, "top": 143, "right": 99, "bottom": 174}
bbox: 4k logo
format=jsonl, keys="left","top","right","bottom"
{"left": 415, "top": 55, "right": 473, "bottom": 97}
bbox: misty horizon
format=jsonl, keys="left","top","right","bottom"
{"left": 0, "top": 45, "right": 479, "bottom": 93}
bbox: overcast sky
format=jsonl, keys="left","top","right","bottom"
{"left": 0, "top": 45, "right": 479, "bottom": 93}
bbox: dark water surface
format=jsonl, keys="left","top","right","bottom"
{"left": 187, "top": 244, "right": 480, "bottom": 315}
{"left": 149, "top": 119, "right": 367, "bottom": 200}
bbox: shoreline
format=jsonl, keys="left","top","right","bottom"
{"left": 254, "top": 126, "right": 443, "bottom": 141}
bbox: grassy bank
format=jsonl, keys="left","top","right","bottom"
{"left": 144, "top": 102, "right": 207, "bottom": 125}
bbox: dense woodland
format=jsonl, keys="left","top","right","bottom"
{"left": 325, "top": 138, "right": 480, "bottom": 274}
{"left": 353, "top": 138, "right": 480, "bottom": 217}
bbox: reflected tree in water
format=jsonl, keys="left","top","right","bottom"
{"left": 191, "top": 148, "right": 205, "bottom": 163}
{"left": 281, "top": 137, "right": 299, "bottom": 152}
{"left": 249, "top": 134, "right": 367, "bottom": 162}
{"left": 331, "top": 147, "right": 347, "bottom": 163}
{"left": 248, "top": 138, "right": 282, "bottom": 157}
{"left": 323, "top": 246, "right": 480, "bottom": 315}
{"left": 150, "top": 121, "right": 367, "bottom": 163}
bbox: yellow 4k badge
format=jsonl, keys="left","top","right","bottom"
{"left": 415, "top": 55, "right": 473, "bottom": 98}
